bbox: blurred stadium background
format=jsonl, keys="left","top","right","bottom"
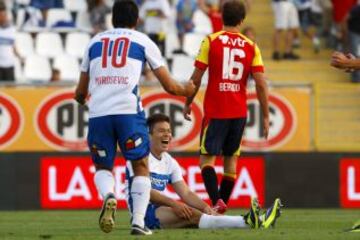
{"left": 0, "top": 0, "right": 359, "bottom": 220}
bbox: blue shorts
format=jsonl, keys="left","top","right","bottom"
{"left": 87, "top": 112, "right": 150, "bottom": 169}
{"left": 144, "top": 204, "right": 161, "bottom": 229}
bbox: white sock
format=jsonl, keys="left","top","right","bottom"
{"left": 130, "top": 176, "right": 151, "bottom": 227}
{"left": 94, "top": 170, "right": 115, "bottom": 199}
{"left": 198, "top": 214, "right": 248, "bottom": 229}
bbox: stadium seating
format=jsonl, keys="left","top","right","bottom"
{"left": 35, "top": 32, "right": 64, "bottom": 58}
{"left": 75, "top": 11, "right": 92, "bottom": 33}
{"left": 192, "top": 10, "right": 212, "bottom": 34}
{"left": 14, "top": 57, "right": 24, "bottom": 83}
{"left": 53, "top": 54, "right": 80, "bottom": 82}
{"left": 65, "top": 32, "right": 91, "bottom": 59}
{"left": 46, "top": 8, "right": 74, "bottom": 31}
{"left": 183, "top": 33, "right": 205, "bottom": 57}
{"left": 47, "top": 8, "right": 73, "bottom": 26}
{"left": 171, "top": 54, "right": 194, "bottom": 82}
{"left": 165, "top": 32, "right": 180, "bottom": 59}
{"left": 15, "top": 0, "right": 30, "bottom": 5}
{"left": 105, "top": 13, "right": 112, "bottom": 29}
{"left": 64, "top": 0, "right": 87, "bottom": 13}
{"left": 15, "top": 32, "right": 34, "bottom": 58}
{"left": 24, "top": 54, "right": 52, "bottom": 82}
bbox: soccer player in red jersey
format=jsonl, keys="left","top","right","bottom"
{"left": 183, "top": 0, "right": 270, "bottom": 214}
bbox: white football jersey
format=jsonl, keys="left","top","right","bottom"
{"left": 125, "top": 152, "right": 183, "bottom": 192}
{"left": 80, "top": 28, "right": 164, "bottom": 118}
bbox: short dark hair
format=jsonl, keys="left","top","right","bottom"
{"left": 222, "top": 0, "right": 246, "bottom": 27}
{"left": 147, "top": 113, "right": 170, "bottom": 133}
{"left": 0, "top": 1, "right": 6, "bottom": 11}
{"left": 112, "top": 0, "right": 138, "bottom": 28}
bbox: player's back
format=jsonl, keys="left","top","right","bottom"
{"left": 81, "top": 28, "right": 164, "bottom": 118}
{"left": 195, "top": 31, "right": 264, "bottom": 118}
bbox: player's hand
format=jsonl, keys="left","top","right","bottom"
{"left": 74, "top": 94, "right": 87, "bottom": 105}
{"left": 172, "top": 202, "right": 193, "bottom": 220}
{"left": 202, "top": 205, "right": 218, "bottom": 215}
{"left": 263, "top": 117, "right": 269, "bottom": 140}
{"left": 183, "top": 80, "right": 196, "bottom": 97}
{"left": 331, "top": 51, "right": 349, "bottom": 69}
{"left": 183, "top": 104, "right": 192, "bottom": 121}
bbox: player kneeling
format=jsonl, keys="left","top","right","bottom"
{"left": 125, "top": 113, "right": 282, "bottom": 233}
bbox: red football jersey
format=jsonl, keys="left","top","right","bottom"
{"left": 194, "top": 31, "right": 264, "bottom": 118}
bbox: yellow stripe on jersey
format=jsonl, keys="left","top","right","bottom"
{"left": 252, "top": 44, "right": 264, "bottom": 67}
{"left": 195, "top": 31, "right": 225, "bottom": 66}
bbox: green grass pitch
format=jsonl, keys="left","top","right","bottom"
{"left": 0, "top": 209, "right": 359, "bottom": 240}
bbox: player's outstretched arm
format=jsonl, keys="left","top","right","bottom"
{"left": 150, "top": 189, "right": 193, "bottom": 220}
{"left": 331, "top": 51, "right": 360, "bottom": 70}
{"left": 153, "top": 66, "right": 196, "bottom": 97}
{"left": 172, "top": 180, "right": 214, "bottom": 214}
{"left": 74, "top": 72, "right": 89, "bottom": 105}
{"left": 183, "top": 67, "right": 204, "bottom": 121}
{"left": 253, "top": 72, "right": 270, "bottom": 139}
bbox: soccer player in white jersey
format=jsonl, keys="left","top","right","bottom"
{"left": 125, "top": 113, "right": 282, "bottom": 230}
{"left": 74, "top": 0, "right": 195, "bottom": 236}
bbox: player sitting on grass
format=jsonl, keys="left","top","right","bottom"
{"left": 125, "top": 113, "right": 282, "bottom": 231}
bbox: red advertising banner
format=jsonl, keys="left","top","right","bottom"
{"left": 41, "top": 156, "right": 265, "bottom": 209}
{"left": 340, "top": 158, "right": 360, "bottom": 208}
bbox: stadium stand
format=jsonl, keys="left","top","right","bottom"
{"left": 182, "top": 32, "right": 206, "bottom": 57}
{"left": 15, "top": 32, "right": 34, "bottom": 58}
{"left": 65, "top": 32, "right": 91, "bottom": 59}
{"left": 35, "top": 32, "right": 64, "bottom": 58}
{"left": 53, "top": 54, "right": 80, "bottom": 82}
{"left": 24, "top": 54, "right": 51, "bottom": 82}
{"left": 245, "top": 0, "right": 360, "bottom": 151}
{"left": 171, "top": 54, "right": 194, "bottom": 82}
{"left": 192, "top": 9, "right": 212, "bottom": 34}
{"left": 75, "top": 11, "right": 92, "bottom": 33}
{"left": 63, "top": 0, "right": 87, "bottom": 13}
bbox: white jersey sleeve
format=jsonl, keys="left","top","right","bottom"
{"left": 144, "top": 38, "right": 164, "bottom": 70}
{"left": 80, "top": 41, "right": 91, "bottom": 72}
{"left": 168, "top": 154, "right": 183, "bottom": 184}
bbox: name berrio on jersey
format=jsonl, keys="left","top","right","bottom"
{"left": 219, "top": 82, "right": 240, "bottom": 92}
{"left": 95, "top": 76, "right": 129, "bottom": 85}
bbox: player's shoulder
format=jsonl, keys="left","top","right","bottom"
{"left": 207, "top": 30, "right": 226, "bottom": 42}
{"left": 162, "top": 152, "right": 179, "bottom": 165}
{"left": 237, "top": 33, "right": 256, "bottom": 46}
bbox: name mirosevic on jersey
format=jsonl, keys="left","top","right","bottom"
{"left": 95, "top": 76, "right": 129, "bottom": 85}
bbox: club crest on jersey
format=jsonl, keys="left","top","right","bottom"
{"left": 90, "top": 144, "right": 106, "bottom": 157}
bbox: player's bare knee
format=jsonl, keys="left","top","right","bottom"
{"left": 131, "top": 158, "right": 149, "bottom": 176}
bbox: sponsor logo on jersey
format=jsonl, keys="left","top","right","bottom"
{"left": 0, "top": 94, "right": 23, "bottom": 149}
{"left": 242, "top": 92, "right": 297, "bottom": 150}
{"left": 142, "top": 91, "right": 203, "bottom": 150}
{"left": 35, "top": 90, "right": 88, "bottom": 151}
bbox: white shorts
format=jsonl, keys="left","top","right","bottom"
{"left": 272, "top": 1, "right": 300, "bottom": 30}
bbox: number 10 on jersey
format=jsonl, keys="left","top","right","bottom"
{"left": 101, "top": 37, "right": 130, "bottom": 68}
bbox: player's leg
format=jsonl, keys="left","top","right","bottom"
{"left": 200, "top": 117, "right": 229, "bottom": 210}
{"left": 115, "top": 112, "right": 152, "bottom": 235}
{"left": 272, "top": 1, "right": 286, "bottom": 59}
{"left": 155, "top": 206, "right": 200, "bottom": 229}
{"left": 221, "top": 118, "right": 247, "bottom": 205}
{"left": 88, "top": 116, "right": 118, "bottom": 233}
{"left": 156, "top": 204, "right": 260, "bottom": 229}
